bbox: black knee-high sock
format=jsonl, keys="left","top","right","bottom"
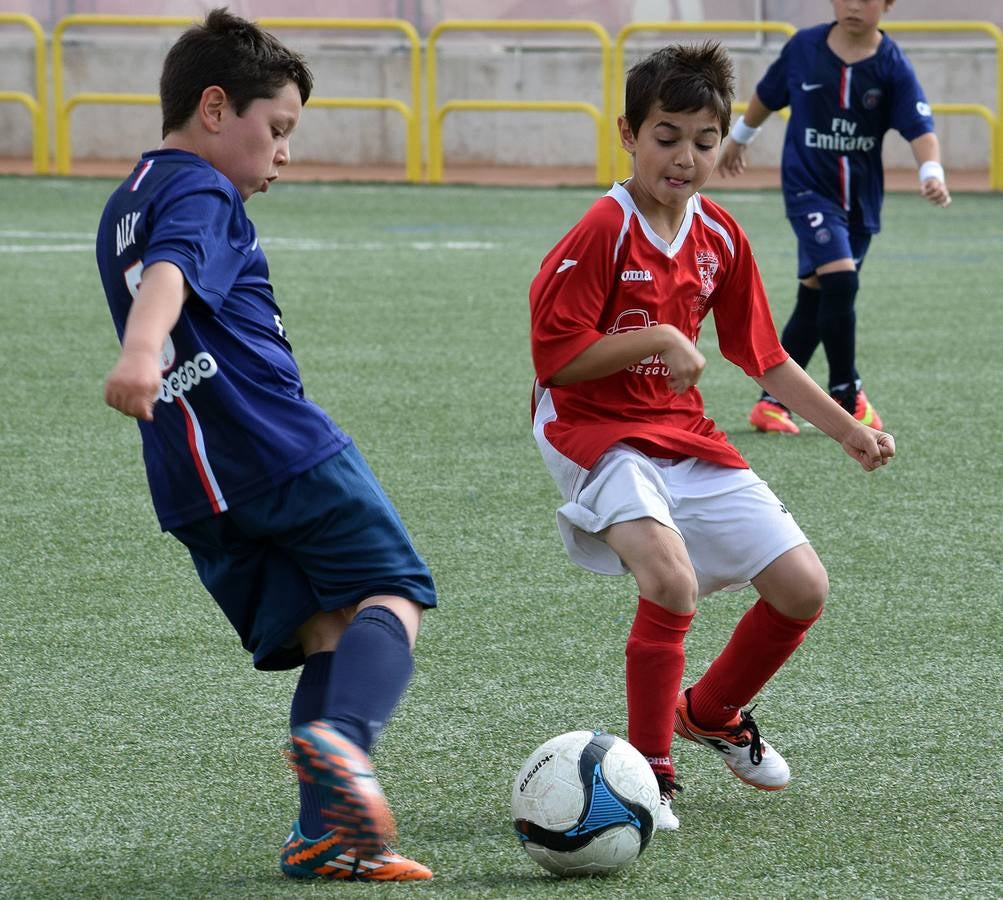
{"left": 781, "top": 282, "right": 823, "bottom": 368}
{"left": 817, "top": 270, "right": 860, "bottom": 390}
{"left": 762, "top": 283, "right": 821, "bottom": 403}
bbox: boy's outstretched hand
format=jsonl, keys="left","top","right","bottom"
{"left": 841, "top": 426, "right": 896, "bottom": 472}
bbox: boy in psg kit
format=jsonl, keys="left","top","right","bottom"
{"left": 718, "top": 0, "right": 950, "bottom": 434}
{"left": 96, "top": 10, "right": 435, "bottom": 881}
{"left": 529, "top": 43, "right": 896, "bottom": 831}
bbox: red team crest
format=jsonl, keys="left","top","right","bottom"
{"left": 695, "top": 250, "right": 719, "bottom": 312}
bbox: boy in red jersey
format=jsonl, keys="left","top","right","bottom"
{"left": 529, "top": 43, "right": 895, "bottom": 831}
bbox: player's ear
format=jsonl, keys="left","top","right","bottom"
{"left": 199, "top": 86, "right": 229, "bottom": 133}
{"left": 618, "top": 115, "right": 637, "bottom": 154}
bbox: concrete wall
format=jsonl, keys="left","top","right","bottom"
{"left": 0, "top": 33, "right": 996, "bottom": 171}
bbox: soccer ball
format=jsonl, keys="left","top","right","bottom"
{"left": 511, "top": 730, "right": 659, "bottom": 877}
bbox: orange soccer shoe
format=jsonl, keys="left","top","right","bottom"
{"left": 281, "top": 821, "right": 433, "bottom": 881}
{"left": 674, "top": 688, "right": 790, "bottom": 791}
{"left": 849, "top": 389, "right": 883, "bottom": 430}
{"left": 287, "top": 721, "right": 395, "bottom": 859}
{"left": 830, "top": 385, "right": 883, "bottom": 429}
{"left": 749, "top": 399, "right": 800, "bottom": 435}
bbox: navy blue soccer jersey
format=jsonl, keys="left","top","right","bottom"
{"left": 96, "top": 149, "right": 350, "bottom": 529}
{"left": 756, "top": 22, "right": 934, "bottom": 232}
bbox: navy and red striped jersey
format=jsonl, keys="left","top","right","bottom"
{"left": 756, "top": 22, "right": 934, "bottom": 231}
{"left": 96, "top": 149, "right": 349, "bottom": 530}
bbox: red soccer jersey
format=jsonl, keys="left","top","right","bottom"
{"left": 530, "top": 182, "right": 788, "bottom": 470}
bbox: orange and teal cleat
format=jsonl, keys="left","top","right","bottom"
{"left": 286, "top": 721, "right": 395, "bottom": 859}
{"left": 749, "top": 399, "right": 800, "bottom": 434}
{"left": 281, "top": 821, "right": 433, "bottom": 881}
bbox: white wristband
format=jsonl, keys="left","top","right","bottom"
{"left": 730, "top": 115, "right": 761, "bottom": 146}
{"left": 919, "top": 160, "right": 945, "bottom": 183}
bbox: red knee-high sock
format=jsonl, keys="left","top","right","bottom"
{"left": 625, "top": 597, "right": 693, "bottom": 768}
{"left": 689, "top": 597, "right": 821, "bottom": 728}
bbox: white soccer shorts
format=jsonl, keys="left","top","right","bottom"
{"left": 545, "top": 443, "right": 808, "bottom": 596}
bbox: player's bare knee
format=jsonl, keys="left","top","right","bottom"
{"left": 635, "top": 564, "right": 698, "bottom": 614}
{"left": 297, "top": 608, "right": 352, "bottom": 655}
{"left": 775, "top": 568, "right": 828, "bottom": 620}
{"left": 357, "top": 595, "right": 424, "bottom": 648}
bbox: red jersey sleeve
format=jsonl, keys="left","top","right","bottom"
{"left": 707, "top": 204, "right": 789, "bottom": 377}
{"left": 529, "top": 198, "right": 626, "bottom": 386}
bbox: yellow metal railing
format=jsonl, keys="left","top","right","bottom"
{"left": 613, "top": 21, "right": 797, "bottom": 181}
{"left": 30, "top": 15, "right": 1003, "bottom": 189}
{"left": 426, "top": 19, "right": 612, "bottom": 184}
{"left": 0, "top": 13, "right": 48, "bottom": 174}
{"left": 52, "top": 14, "right": 423, "bottom": 180}
{"left": 883, "top": 21, "right": 1003, "bottom": 189}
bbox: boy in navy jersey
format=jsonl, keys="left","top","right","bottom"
{"left": 718, "top": 0, "right": 950, "bottom": 434}
{"left": 96, "top": 9, "right": 435, "bottom": 881}
{"left": 530, "top": 43, "right": 895, "bottom": 831}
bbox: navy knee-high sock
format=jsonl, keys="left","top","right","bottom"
{"left": 817, "top": 270, "right": 860, "bottom": 390}
{"left": 290, "top": 650, "right": 336, "bottom": 838}
{"left": 324, "top": 605, "right": 414, "bottom": 754}
{"left": 762, "top": 283, "right": 821, "bottom": 403}
{"left": 289, "top": 605, "right": 414, "bottom": 839}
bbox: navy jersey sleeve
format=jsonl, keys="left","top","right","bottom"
{"left": 755, "top": 37, "right": 793, "bottom": 111}
{"left": 886, "top": 46, "right": 935, "bottom": 141}
{"left": 144, "top": 188, "right": 251, "bottom": 313}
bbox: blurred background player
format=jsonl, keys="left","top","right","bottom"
{"left": 530, "top": 42, "right": 895, "bottom": 832}
{"left": 718, "top": 0, "right": 951, "bottom": 434}
{"left": 95, "top": 9, "right": 435, "bottom": 881}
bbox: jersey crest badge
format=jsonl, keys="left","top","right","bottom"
{"left": 696, "top": 251, "right": 719, "bottom": 299}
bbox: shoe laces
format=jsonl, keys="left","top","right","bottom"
{"left": 728, "top": 706, "right": 763, "bottom": 766}
{"left": 654, "top": 770, "right": 683, "bottom": 800}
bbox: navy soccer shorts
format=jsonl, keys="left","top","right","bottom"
{"left": 170, "top": 443, "right": 437, "bottom": 670}
{"left": 790, "top": 202, "right": 873, "bottom": 280}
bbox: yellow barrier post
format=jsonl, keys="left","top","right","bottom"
{"left": 52, "top": 14, "right": 423, "bottom": 181}
{"left": 613, "top": 21, "right": 796, "bottom": 182}
{"left": 0, "top": 13, "right": 48, "bottom": 174}
{"left": 883, "top": 21, "right": 1003, "bottom": 190}
{"left": 426, "top": 20, "right": 612, "bottom": 184}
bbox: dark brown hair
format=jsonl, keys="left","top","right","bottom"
{"left": 159, "top": 8, "right": 313, "bottom": 137}
{"left": 624, "top": 42, "right": 735, "bottom": 137}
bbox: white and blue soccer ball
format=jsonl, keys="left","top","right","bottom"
{"left": 511, "top": 730, "right": 659, "bottom": 877}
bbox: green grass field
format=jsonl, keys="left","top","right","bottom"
{"left": 1, "top": 175, "right": 1001, "bottom": 898}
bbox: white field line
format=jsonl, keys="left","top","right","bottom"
{"left": 0, "top": 231, "right": 500, "bottom": 253}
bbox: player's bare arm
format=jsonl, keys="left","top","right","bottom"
{"left": 910, "top": 132, "right": 951, "bottom": 208}
{"left": 755, "top": 358, "right": 895, "bottom": 472}
{"left": 717, "top": 93, "right": 772, "bottom": 178}
{"left": 550, "top": 323, "right": 705, "bottom": 392}
{"left": 104, "top": 261, "right": 188, "bottom": 421}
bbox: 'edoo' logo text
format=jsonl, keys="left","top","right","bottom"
{"left": 159, "top": 353, "right": 218, "bottom": 403}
